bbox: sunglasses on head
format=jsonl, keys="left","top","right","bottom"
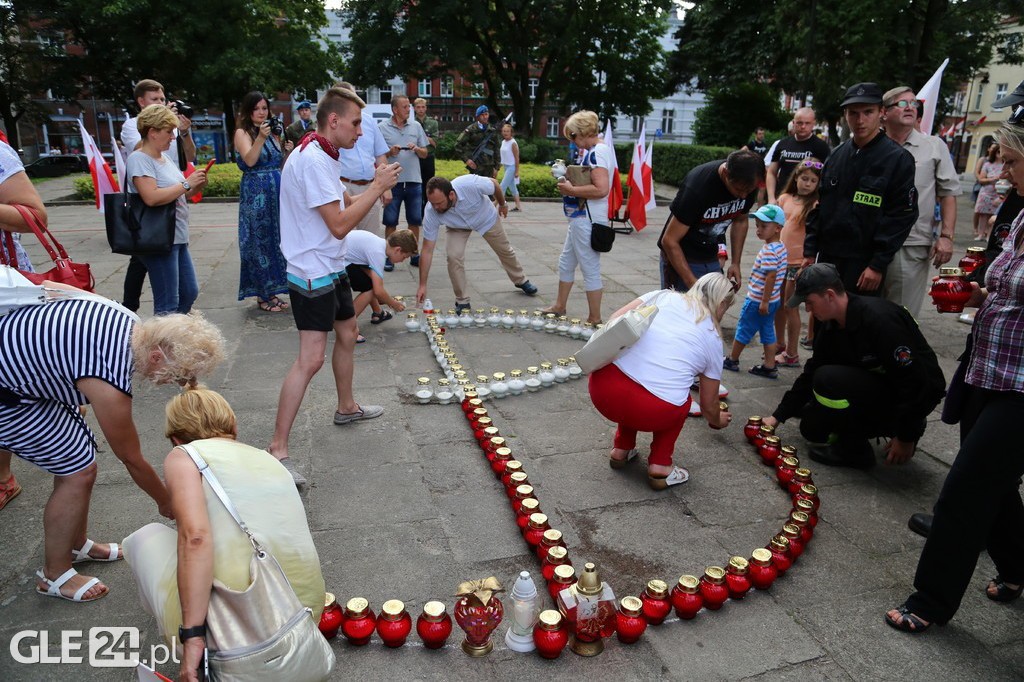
{"left": 800, "top": 160, "right": 824, "bottom": 169}
{"left": 888, "top": 99, "right": 920, "bottom": 110}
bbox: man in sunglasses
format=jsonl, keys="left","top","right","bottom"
{"left": 803, "top": 82, "right": 918, "bottom": 297}
{"left": 881, "top": 86, "right": 962, "bottom": 318}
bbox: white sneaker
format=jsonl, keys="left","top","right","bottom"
{"left": 719, "top": 384, "right": 729, "bottom": 398}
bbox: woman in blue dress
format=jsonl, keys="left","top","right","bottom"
{"left": 234, "top": 91, "right": 289, "bottom": 312}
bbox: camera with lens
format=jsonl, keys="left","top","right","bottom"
{"left": 171, "top": 99, "right": 194, "bottom": 119}
{"left": 268, "top": 115, "right": 284, "bottom": 137}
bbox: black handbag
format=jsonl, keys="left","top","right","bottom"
{"left": 104, "top": 191, "right": 176, "bottom": 256}
{"left": 590, "top": 222, "right": 616, "bottom": 252}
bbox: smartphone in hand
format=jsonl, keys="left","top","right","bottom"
{"left": 204, "top": 158, "right": 216, "bottom": 173}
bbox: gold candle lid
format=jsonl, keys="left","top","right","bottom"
{"left": 476, "top": 375, "right": 489, "bottom": 383}
{"left": 538, "top": 609, "right": 563, "bottom": 629}
{"left": 475, "top": 308, "right": 485, "bottom": 315}
{"left": 570, "top": 318, "right": 581, "bottom": 324}
{"left": 520, "top": 498, "right": 540, "bottom": 512}
{"left": 527, "top": 366, "right": 539, "bottom": 374}
{"left": 490, "top": 437, "right": 507, "bottom": 449}
{"left": 576, "top": 562, "right": 602, "bottom": 596}
{"left": 483, "top": 427, "right": 500, "bottom": 438}
{"left": 422, "top": 600, "right": 446, "bottom": 621}
{"left": 568, "top": 355, "right": 577, "bottom": 363}
{"left": 543, "top": 528, "right": 563, "bottom": 543}
{"left": 646, "top": 579, "right": 668, "bottom": 597}
{"left": 719, "top": 401, "right": 729, "bottom": 411}
{"left": 324, "top": 592, "right": 337, "bottom": 608}
{"left": 794, "top": 467, "right": 812, "bottom": 479}
{"left": 469, "top": 401, "right": 484, "bottom": 411}
{"left": 728, "top": 556, "right": 749, "bottom": 573}
{"left": 770, "top": 536, "right": 791, "bottom": 551}
{"left": 345, "top": 597, "right": 369, "bottom": 616}
{"left": 795, "top": 499, "right": 815, "bottom": 513}
{"left": 510, "top": 369, "right": 523, "bottom": 378}
{"left": 505, "top": 460, "right": 522, "bottom": 473}
{"left": 782, "top": 523, "right": 801, "bottom": 538}
{"left": 540, "top": 361, "right": 553, "bottom": 370}
{"left": 764, "top": 435, "right": 781, "bottom": 446}
{"left": 781, "top": 445, "right": 797, "bottom": 456}
{"left": 438, "top": 378, "right": 452, "bottom": 386}
{"left": 547, "top": 546, "right": 568, "bottom": 561}
{"left": 407, "top": 312, "right": 417, "bottom": 319}
{"left": 676, "top": 575, "right": 699, "bottom": 592}
{"left": 545, "top": 313, "right": 556, "bottom": 320}
{"left": 457, "top": 379, "right": 470, "bottom": 386}
{"left": 781, "top": 456, "right": 799, "bottom": 468}
{"left": 790, "top": 510, "right": 810, "bottom": 525}
{"left": 938, "top": 266, "right": 965, "bottom": 277}
{"left": 760, "top": 424, "right": 775, "bottom": 434}
{"left": 558, "top": 315, "right": 568, "bottom": 322}
{"left": 584, "top": 322, "right": 594, "bottom": 328}
{"left": 528, "top": 512, "right": 548, "bottom": 528}
{"left": 751, "top": 548, "right": 773, "bottom": 565}
{"left": 557, "top": 358, "right": 569, "bottom": 366}
{"left": 505, "top": 309, "right": 515, "bottom": 315}
{"left": 966, "top": 246, "right": 985, "bottom": 254}
{"left": 381, "top": 599, "right": 406, "bottom": 619}
{"left": 449, "top": 364, "right": 463, "bottom": 373}
{"left": 417, "top": 377, "right": 430, "bottom": 385}
{"left": 620, "top": 596, "right": 643, "bottom": 616}
{"left": 520, "top": 309, "right": 529, "bottom": 315}
{"left": 515, "top": 484, "right": 535, "bottom": 499}
{"left": 800, "top": 483, "right": 818, "bottom": 496}
{"left": 476, "top": 417, "right": 493, "bottom": 428}
{"left": 494, "top": 446, "right": 512, "bottom": 459}
{"left": 748, "top": 415, "right": 763, "bottom": 423}
{"left": 509, "top": 471, "right": 528, "bottom": 486}
{"left": 493, "top": 372, "right": 506, "bottom": 381}
{"left": 553, "top": 564, "right": 576, "bottom": 582}
{"left": 704, "top": 566, "right": 726, "bottom": 583}
{"left": 532, "top": 310, "right": 543, "bottom": 317}
{"left": 490, "top": 307, "right": 500, "bottom": 313}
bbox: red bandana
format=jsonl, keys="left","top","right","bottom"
{"left": 298, "top": 130, "right": 339, "bottom": 160}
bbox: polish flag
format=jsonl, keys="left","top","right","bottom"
{"left": 643, "top": 141, "right": 656, "bottom": 212}
{"left": 626, "top": 124, "right": 650, "bottom": 230}
{"left": 916, "top": 57, "right": 948, "bottom": 135}
{"left": 79, "top": 118, "right": 119, "bottom": 212}
{"left": 603, "top": 119, "right": 623, "bottom": 221}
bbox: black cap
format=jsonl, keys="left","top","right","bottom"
{"left": 786, "top": 263, "right": 843, "bottom": 308}
{"left": 841, "top": 82, "right": 883, "bottom": 108}
{"left": 993, "top": 80, "right": 1024, "bottom": 109}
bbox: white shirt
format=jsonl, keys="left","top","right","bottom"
{"left": 0, "top": 140, "right": 23, "bottom": 183}
{"left": 613, "top": 290, "right": 724, "bottom": 406}
{"left": 336, "top": 112, "right": 390, "bottom": 182}
{"left": 500, "top": 138, "right": 518, "bottom": 166}
{"left": 341, "top": 229, "right": 387, "bottom": 278}
{"left": 121, "top": 117, "right": 181, "bottom": 167}
{"left": 578, "top": 142, "right": 617, "bottom": 223}
{"left": 422, "top": 175, "right": 498, "bottom": 242}
{"left": 279, "top": 141, "right": 347, "bottom": 280}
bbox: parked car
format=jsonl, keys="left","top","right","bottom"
{"left": 24, "top": 154, "right": 89, "bottom": 178}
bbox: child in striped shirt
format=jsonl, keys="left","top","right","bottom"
{"left": 723, "top": 204, "right": 788, "bottom": 379}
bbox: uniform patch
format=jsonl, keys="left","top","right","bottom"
{"left": 893, "top": 345, "right": 913, "bottom": 366}
{"left": 853, "top": 191, "right": 882, "bottom": 207}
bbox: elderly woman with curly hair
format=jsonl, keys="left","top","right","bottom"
{"left": 0, "top": 296, "right": 224, "bottom": 603}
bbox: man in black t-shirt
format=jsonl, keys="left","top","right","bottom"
{"left": 658, "top": 150, "right": 764, "bottom": 291}
{"left": 744, "top": 127, "right": 769, "bottom": 158}
{"left": 766, "top": 108, "right": 831, "bottom": 203}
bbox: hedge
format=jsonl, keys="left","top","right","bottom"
{"left": 73, "top": 144, "right": 730, "bottom": 200}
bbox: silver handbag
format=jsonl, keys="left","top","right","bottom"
{"left": 180, "top": 444, "right": 335, "bottom": 682}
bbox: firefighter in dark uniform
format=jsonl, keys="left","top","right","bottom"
{"left": 762, "top": 264, "right": 946, "bottom": 469}
{"left": 455, "top": 105, "right": 500, "bottom": 177}
{"left": 803, "top": 83, "right": 918, "bottom": 296}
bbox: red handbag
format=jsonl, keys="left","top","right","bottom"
{"left": 1, "top": 204, "right": 94, "bottom": 292}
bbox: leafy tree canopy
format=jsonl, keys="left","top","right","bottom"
{"left": 692, "top": 83, "right": 790, "bottom": 147}
{"left": 340, "top": 0, "right": 674, "bottom": 136}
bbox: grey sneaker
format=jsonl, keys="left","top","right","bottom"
{"left": 279, "top": 457, "right": 307, "bottom": 487}
{"left": 333, "top": 404, "right": 384, "bottom": 425}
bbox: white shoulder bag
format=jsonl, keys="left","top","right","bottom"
{"left": 573, "top": 290, "right": 671, "bottom": 374}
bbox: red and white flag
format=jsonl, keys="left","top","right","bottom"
{"left": 602, "top": 119, "right": 623, "bottom": 221}
{"left": 79, "top": 118, "right": 119, "bottom": 212}
{"left": 626, "top": 124, "right": 656, "bottom": 230}
{"left": 916, "top": 57, "right": 948, "bottom": 135}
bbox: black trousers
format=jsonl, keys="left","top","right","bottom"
{"left": 122, "top": 256, "right": 148, "bottom": 313}
{"left": 796, "top": 365, "right": 902, "bottom": 445}
{"left": 906, "top": 388, "right": 1024, "bottom": 624}
{"left": 419, "top": 156, "right": 435, "bottom": 204}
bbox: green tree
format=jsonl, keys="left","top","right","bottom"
{"left": 669, "top": 0, "right": 1023, "bottom": 135}
{"left": 339, "top": 0, "right": 673, "bottom": 137}
{"left": 691, "top": 83, "right": 789, "bottom": 147}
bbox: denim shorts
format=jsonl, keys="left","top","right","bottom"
{"left": 734, "top": 297, "right": 781, "bottom": 345}
{"left": 383, "top": 182, "right": 423, "bottom": 227}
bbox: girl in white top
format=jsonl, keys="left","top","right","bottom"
{"left": 588, "top": 274, "right": 735, "bottom": 489}
{"left": 498, "top": 123, "right": 522, "bottom": 212}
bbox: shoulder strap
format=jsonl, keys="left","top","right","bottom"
{"left": 178, "top": 443, "right": 263, "bottom": 550}
{"left": 11, "top": 204, "right": 70, "bottom": 262}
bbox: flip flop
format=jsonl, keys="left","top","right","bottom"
{"left": 609, "top": 448, "right": 638, "bottom": 470}
{"left": 269, "top": 296, "right": 290, "bottom": 310}
{"left": 648, "top": 466, "right": 690, "bottom": 490}
{"left": 257, "top": 300, "right": 283, "bottom": 313}
{"left": 72, "top": 539, "right": 122, "bottom": 564}
{"left": 36, "top": 567, "right": 108, "bottom": 602}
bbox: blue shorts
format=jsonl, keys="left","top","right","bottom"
{"left": 735, "top": 298, "right": 780, "bottom": 345}
{"left": 383, "top": 182, "right": 423, "bottom": 227}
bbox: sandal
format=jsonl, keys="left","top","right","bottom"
{"left": 609, "top": 448, "right": 638, "bottom": 470}
{"left": 0, "top": 475, "right": 22, "bottom": 511}
{"left": 269, "top": 296, "right": 290, "bottom": 310}
{"left": 257, "top": 299, "right": 283, "bottom": 313}
{"left": 648, "top": 466, "right": 690, "bottom": 490}
{"left": 370, "top": 310, "right": 393, "bottom": 325}
{"left": 36, "top": 567, "right": 108, "bottom": 603}
{"left": 884, "top": 605, "right": 931, "bottom": 633}
{"left": 986, "top": 576, "right": 1023, "bottom": 603}
{"left": 71, "top": 539, "right": 122, "bottom": 564}
{"left": 356, "top": 334, "right": 367, "bottom": 344}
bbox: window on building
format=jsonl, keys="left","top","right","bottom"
{"left": 547, "top": 116, "right": 560, "bottom": 138}
{"left": 418, "top": 80, "right": 432, "bottom": 98}
{"left": 632, "top": 116, "right": 641, "bottom": 133}
{"left": 355, "top": 88, "right": 368, "bottom": 103}
{"left": 974, "top": 83, "right": 984, "bottom": 111}
{"left": 441, "top": 77, "right": 454, "bottom": 98}
{"left": 379, "top": 85, "right": 392, "bottom": 104}
{"left": 471, "top": 82, "right": 485, "bottom": 98}
{"left": 528, "top": 78, "right": 539, "bottom": 99}
{"left": 661, "top": 109, "right": 675, "bottom": 135}
{"left": 995, "top": 83, "right": 1008, "bottom": 107}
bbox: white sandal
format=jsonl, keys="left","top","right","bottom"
{"left": 609, "top": 448, "right": 639, "bottom": 470}
{"left": 71, "top": 539, "right": 122, "bottom": 564}
{"left": 36, "top": 567, "right": 107, "bottom": 602}
{"left": 649, "top": 466, "right": 690, "bottom": 490}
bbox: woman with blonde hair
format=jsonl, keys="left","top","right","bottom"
{"left": 0, "top": 297, "right": 224, "bottom": 602}
{"left": 588, "top": 273, "right": 735, "bottom": 490}
{"left": 127, "top": 104, "right": 208, "bottom": 315}
{"left": 124, "top": 387, "right": 326, "bottom": 681}
{"left": 543, "top": 110, "right": 616, "bottom": 324}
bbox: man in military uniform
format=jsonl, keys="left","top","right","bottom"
{"left": 414, "top": 97, "right": 439, "bottom": 205}
{"left": 285, "top": 101, "right": 315, "bottom": 149}
{"left": 761, "top": 264, "right": 945, "bottom": 469}
{"left": 456, "top": 105, "right": 500, "bottom": 177}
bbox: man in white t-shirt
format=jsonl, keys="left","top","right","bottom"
{"left": 268, "top": 87, "right": 401, "bottom": 487}
{"left": 416, "top": 175, "right": 538, "bottom": 312}
{"left": 119, "top": 79, "right": 196, "bottom": 312}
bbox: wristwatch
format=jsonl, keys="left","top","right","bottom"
{"left": 181, "top": 180, "right": 191, "bottom": 192}
{"left": 179, "top": 624, "right": 206, "bottom": 642}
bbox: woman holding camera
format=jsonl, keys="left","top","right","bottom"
{"left": 234, "top": 91, "right": 289, "bottom": 313}
{"left": 128, "top": 104, "right": 207, "bottom": 315}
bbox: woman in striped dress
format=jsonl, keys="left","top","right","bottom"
{"left": 0, "top": 300, "right": 224, "bottom": 602}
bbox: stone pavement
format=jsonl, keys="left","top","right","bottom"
{"left": 0, "top": 181, "right": 1021, "bottom": 680}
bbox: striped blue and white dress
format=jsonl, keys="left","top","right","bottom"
{"left": 0, "top": 298, "right": 135, "bottom": 475}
